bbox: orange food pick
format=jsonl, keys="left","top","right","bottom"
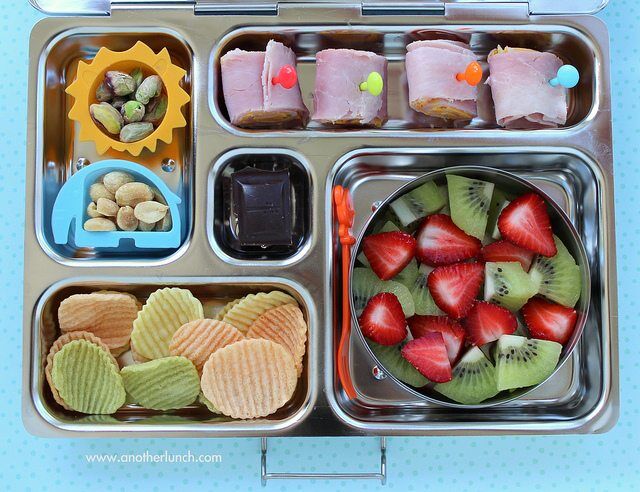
{"left": 456, "top": 61, "right": 483, "bottom": 86}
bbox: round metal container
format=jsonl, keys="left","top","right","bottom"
{"left": 349, "top": 166, "right": 591, "bottom": 409}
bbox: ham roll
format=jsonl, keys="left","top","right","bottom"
{"left": 405, "top": 40, "right": 478, "bottom": 121}
{"left": 221, "top": 40, "right": 309, "bottom": 128}
{"left": 312, "top": 49, "right": 388, "bottom": 127}
{"left": 487, "top": 47, "right": 567, "bottom": 129}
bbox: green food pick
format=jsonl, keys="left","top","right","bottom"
{"left": 359, "top": 71, "right": 383, "bottom": 96}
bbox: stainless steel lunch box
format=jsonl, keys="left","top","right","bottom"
{"left": 24, "top": 0, "right": 618, "bottom": 483}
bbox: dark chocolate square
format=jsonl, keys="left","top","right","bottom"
{"left": 231, "top": 168, "right": 292, "bottom": 246}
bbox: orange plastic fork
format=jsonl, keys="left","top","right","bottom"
{"left": 333, "top": 185, "right": 357, "bottom": 400}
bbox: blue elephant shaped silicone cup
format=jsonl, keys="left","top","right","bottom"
{"left": 52, "top": 159, "right": 182, "bottom": 250}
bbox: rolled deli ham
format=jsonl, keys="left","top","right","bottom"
{"left": 312, "top": 49, "right": 388, "bottom": 127}
{"left": 221, "top": 40, "right": 309, "bottom": 128}
{"left": 405, "top": 40, "right": 479, "bottom": 121}
{"left": 486, "top": 47, "right": 567, "bottom": 129}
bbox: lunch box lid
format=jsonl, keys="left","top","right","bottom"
{"left": 29, "top": 0, "right": 609, "bottom": 17}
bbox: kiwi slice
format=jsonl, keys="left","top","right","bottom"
{"left": 394, "top": 259, "right": 420, "bottom": 289}
{"left": 411, "top": 264, "right": 444, "bottom": 316}
{"left": 352, "top": 267, "right": 415, "bottom": 318}
{"left": 434, "top": 347, "right": 499, "bottom": 404}
{"left": 447, "top": 174, "right": 495, "bottom": 240}
{"left": 367, "top": 341, "right": 428, "bottom": 387}
{"left": 486, "top": 188, "right": 510, "bottom": 240}
{"left": 495, "top": 335, "right": 562, "bottom": 391}
{"left": 390, "top": 181, "right": 446, "bottom": 227}
{"left": 484, "top": 262, "right": 537, "bottom": 312}
{"left": 529, "top": 235, "right": 582, "bottom": 308}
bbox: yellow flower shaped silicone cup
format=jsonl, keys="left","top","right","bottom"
{"left": 66, "top": 41, "right": 190, "bottom": 156}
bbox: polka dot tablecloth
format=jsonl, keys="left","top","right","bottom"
{"left": 1, "top": 1, "right": 637, "bottom": 491}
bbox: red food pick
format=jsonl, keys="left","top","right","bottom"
{"left": 427, "top": 262, "right": 484, "bottom": 319}
{"left": 363, "top": 231, "right": 417, "bottom": 281}
{"left": 522, "top": 297, "right": 578, "bottom": 345}
{"left": 408, "top": 315, "right": 465, "bottom": 364}
{"left": 416, "top": 214, "right": 482, "bottom": 266}
{"left": 401, "top": 332, "right": 452, "bottom": 383}
{"left": 272, "top": 64, "right": 298, "bottom": 89}
{"left": 480, "top": 240, "right": 536, "bottom": 272}
{"left": 497, "top": 193, "right": 557, "bottom": 257}
{"left": 359, "top": 292, "right": 407, "bottom": 346}
{"left": 464, "top": 301, "right": 518, "bottom": 346}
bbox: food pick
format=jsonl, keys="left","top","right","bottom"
{"left": 549, "top": 64, "right": 579, "bottom": 88}
{"left": 272, "top": 64, "right": 298, "bottom": 89}
{"left": 456, "top": 61, "right": 483, "bottom": 86}
{"left": 359, "top": 71, "right": 384, "bottom": 96}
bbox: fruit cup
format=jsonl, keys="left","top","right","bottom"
{"left": 350, "top": 166, "right": 591, "bottom": 408}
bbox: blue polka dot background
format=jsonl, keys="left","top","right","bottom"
{"left": 2, "top": 1, "right": 637, "bottom": 491}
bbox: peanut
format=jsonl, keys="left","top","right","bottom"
{"left": 116, "top": 206, "right": 138, "bottom": 231}
{"left": 138, "top": 220, "right": 156, "bottom": 231}
{"left": 89, "top": 183, "right": 115, "bottom": 202}
{"left": 155, "top": 211, "right": 172, "bottom": 231}
{"left": 115, "top": 182, "right": 154, "bottom": 207}
{"left": 84, "top": 217, "right": 116, "bottom": 232}
{"left": 134, "top": 201, "right": 169, "bottom": 224}
{"left": 86, "top": 202, "right": 102, "bottom": 218}
{"left": 103, "top": 171, "right": 134, "bottom": 194}
{"left": 96, "top": 197, "right": 119, "bottom": 217}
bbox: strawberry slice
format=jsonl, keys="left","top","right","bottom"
{"left": 407, "top": 315, "right": 465, "bottom": 364}
{"left": 359, "top": 292, "right": 407, "bottom": 345}
{"left": 522, "top": 297, "right": 577, "bottom": 345}
{"left": 497, "top": 193, "right": 557, "bottom": 257}
{"left": 427, "top": 262, "right": 484, "bottom": 319}
{"left": 464, "top": 301, "right": 518, "bottom": 346}
{"left": 480, "top": 240, "right": 535, "bottom": 272}
{"left": 401, "top": 332, "right": 452, "bottom": 383}
{"left": 363, "top": 231, "right": 417, "bottom": 280}
{"left": 415, "top": 214, "right": 482, "bottom": 266}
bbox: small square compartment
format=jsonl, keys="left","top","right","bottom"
{"left": 209, "top": 149, "right": 312, "bottom": 263}
{"left": 36, "top": 29, "right": 194, "bottom": 264}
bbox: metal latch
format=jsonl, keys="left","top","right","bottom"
{"left": 444, "top": 1, "right": 530, "bottom": 21}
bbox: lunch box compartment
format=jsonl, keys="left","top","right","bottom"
{"left": 209, "top": 149, "right": 312, "bottom": 263}
{"left": 212, "top": 25, "right": 596, "bottom": 134}
{"left": 36, "top": 30, "right": 193, "bottom": 263}
{"left": 327, "top": 148, "right": 614, "bottom": 434}
{"left": 28, "top": 278, "right": 316, "bottom": 436}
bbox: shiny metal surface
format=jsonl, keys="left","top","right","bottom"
{"left": 347, "top": 164, "right": 591, "bottom": 408}
{"left": 24, "top": 6, "right": 617, "bottom": 436}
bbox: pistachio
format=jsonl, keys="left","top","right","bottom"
{"left": 96, "top": 197, "right": 119, "bottom": 217}
{"left": 121, "top": 100, "right": 145, "bottom": 124}
{"left": 90, "top": 102, "right": 123, "bottom": 134}
{"left": 111, "top": 96, "right": 128, "bottom": 110}
{"left": 135, "top": 75, "right": 163, "bottom": 105}
{"left": 155, "top": 211, "right": 172, "bottom": 231}
{"left": 95, "top": 81, "right": 113, "bottom": 102}
{"left": 86, "top": 202, "right": 102, "bottom": 218}
{"left": 120, "top": 122, "right": 154, "bottom": 143}
{"left": 104, "top": 70, "right": 136, "bottom": 96}
{"left": 84, "top": 217, "right": 116, "bottom": 232}
{"left": 138, "top": 220, "right": 156, "bottom": 231}
{"left": 115, "top": 182, "right": 154, "bottom": 207}
{"left": 89, "top": 182, "right": 115, "bottom": 202}
{"left": 130, "top": 67, "right": 144, "bottom": 89}
{"left": 116, "top": 206, "right": 138, "bottom": 231}
{"left": 134, "top": 201, "right": 169, "bottom": 223}
{"left": 143, "top": 94, "right": 168, "bottom": 125}
{"left": 102, "top": 171, "right": 135, "bottom": 194}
